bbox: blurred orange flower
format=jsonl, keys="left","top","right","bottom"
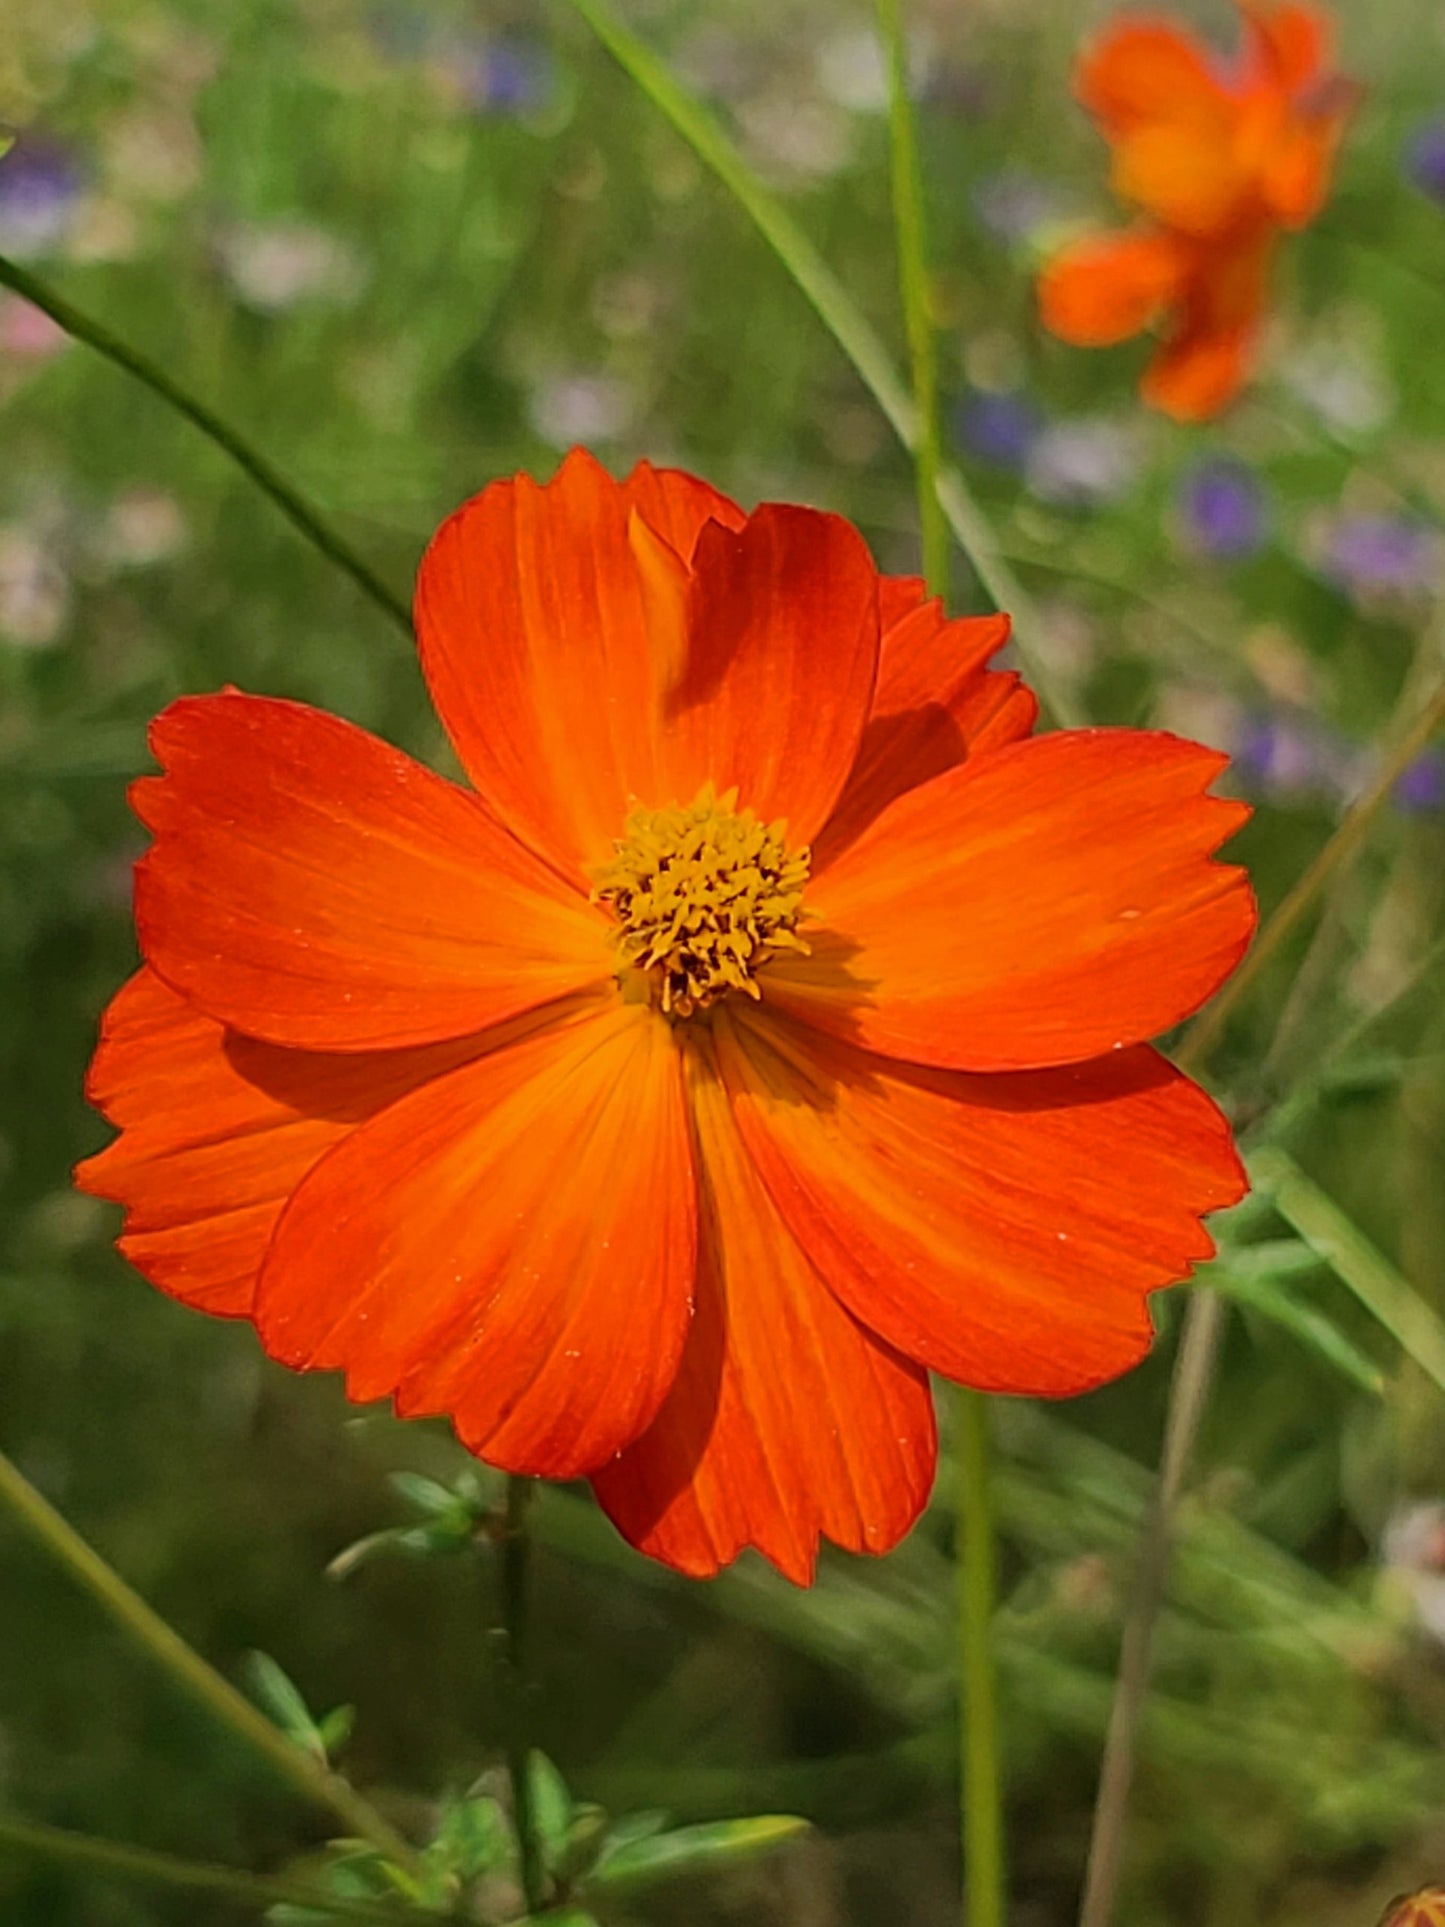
{"left": 1378, "top": 1889, "right": 1445, "bottom": 1927}
{"left": 1039, "top": 0, "right": 1356, "bottom": 420}
{"left": 1387, "top": 1888, "right": 1445, "bottom": 1919}
{"left": 77, "top": 451, "right": 1253, "bottom": 1583}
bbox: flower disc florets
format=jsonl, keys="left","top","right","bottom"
{"left": 593, "top": 784, "right": 810, "bottom": 1017}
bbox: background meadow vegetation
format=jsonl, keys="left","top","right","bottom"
{"left": 2, "top": 0, "right": 1445, "bottom": 1921}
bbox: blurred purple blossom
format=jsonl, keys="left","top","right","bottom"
{"left": 0, "top": 136, "right": 84, "bottom": 258}
{"left": 1405, "top": 119, "right": 1445, "bottom": 203}
{"left": 954, "top": 390, "right": 1041, "bottom": 471}
{"left": 1231, "top": 711, "right": 1363, "bottom": 804}
{"left": 450, "top": 36, "right": 557, "bottom": 117}
{"left": 1178, "top": 457, "right": 1268, "bottom": 561}
{"left": 1395, "top": 749, "right": 1445, "bottom": 816}
{"left": 1324, "top": 514, "right": 1439, "bottom": 602}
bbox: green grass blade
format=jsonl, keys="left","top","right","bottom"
{"left": 1251, "top": 1148, "right": 1445, "bottom": 1395}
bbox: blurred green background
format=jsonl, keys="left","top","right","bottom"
{"left": 3, "top": 0, "right": 1445, "bottom": 1921}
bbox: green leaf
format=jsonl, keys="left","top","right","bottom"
{"left": 1203, "top": 1245, "right": 1386, "bottom": 1395}
{"left": 244, "top": 1652, "right": 326, "bottom": 1762}
{"left": 429, "top": 1793, "right": 510, "bottom": 1882}
{"left": 527, "top": 1751, "right": 575, "bottom": 1867}
{"left": 388, "top": 1471, "right": 473, "bottom": 1519}
{"left": 0, "top": 132, "right": 14, "bottom": 163}
{"left": 588, "top": 1816, "right": 809, "bottom": 1895}
{"left": 316, "top": 1705, "right": 356, "bottom": 1759}
{"left": 1251, "top": 1148, "right": 1445, "bottom": 1396}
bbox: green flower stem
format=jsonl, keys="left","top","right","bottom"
{"left": 873, "top": 13, "right": 1004, "bottom": 1921}
{"left": 876, "top": 0, "right": 948, "bottom": 599}
{"left": 499, "top": 1475, "right": 544, "bottom": 1916}
{"left": 0, "top": 252, "right": 412, "bottom": 640}
{"left": 955, "top": 1392, "right": 1005, "bottom": 1927}
{"left": 0, "top": 1813, "right": 438, "bottom": 1923}
{"left": 0, "top": 1449, "right": 426, "bottom": 1884}
{"left": 1078, "top": 668, "right": 1445, "bottom": 1927}
{"left": 561, "top": 0, "right": 1086, "bottom": 728}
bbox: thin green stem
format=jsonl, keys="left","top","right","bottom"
{"left": 0, "top": 1450, "right": 425, "bottom": 1882}
{"left": 0, "top": 253, "right": 412, "bottom": 640}
{"left": 873, "top": 10, "right": 1005, "bottom": 1919}
{"left": 561, "top": 0, "right": 1086, "bottom": 727}
{"left": 0, "top": 1813, "right": 438, "bottom": 1923}
{"left": 499, "top": 1475, "right": 544, "bottom": 1916}
{"left": 1078, "top": 669, "right": 1445, "bottom": 1927}
{"left": 955, "top": 1394, "right": 1004, "bottom": 1927}
{"left": 876, "top": 0, "right": 948, "bottom": 597}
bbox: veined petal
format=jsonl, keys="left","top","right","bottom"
{"left": 816, "top": 588, "right": 1031, "bottom": 867}
{"left": 75, "top": 969, "right": 489, "bottom": 1315}
{"left": 1039, "top": 231, "right": 1188, "bottom": 346}
{"left": 658, "top": 504, "right": 881, "bottom": 850}
{"left": 719, "top": 1007, "right": 1246, "bottom": 1396}
{"left": 414, "top": 447, "right": 670, "bottom": 884}
{"left": 593, "top": 1030, "right": 935, "bottom": 1583}
{"left": 133, "top": 692, "right": 611, "bottom": 1050}
{"left": 256, "top": 999, "right": 696, "bottom": 1480}
{"left": 623, "top": 459, "right": 747, "bottom": 559}
{"left": 767, "top": 729, "right": 1255, "bottom": 1073}
{"left": 415, "top": 452, "right": 877, "bottom": 878}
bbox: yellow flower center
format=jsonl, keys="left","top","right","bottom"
{"left": 592, "top": 785, "right": 810, "bottom": 1018}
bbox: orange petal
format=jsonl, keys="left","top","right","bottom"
{"left": 1143, "top": 320, "right": 1258, "bottom": 420}
{"left": 592, "top": 1030, "right": 935, "bottom": 1583}
{"left": 816, "top": 587, "right": 1032, "bottom": 866}
{"left": 75, "top": 969, "right": 485, "bottom": 1315}
{"left": 132, "top": 692, "right": 610, "bottom": 1050}
{"left": 719, "top": 1007, "right": 1246, "bottom": 1396}
{"left": 1111, "top": 124, "right": 1252, "bottom": 233}
{"left": 1039, "top": 231, "right": 1188, "bottom": 346}
{"left": 658, "top": 504, "right": 881, "bottom": 849}
{"left": 623, "top": 458, "right": 747, "bottom": 559}
{"left": 1077, "top": 20, "right": 1231, "bottom": 137}
{"left": 256, "top": 999, "right": 697, "bottom": 1479}
{"left": 767, "top": 729, "right": 1255, "bottom": 1073}
{"left": 414, "top": 448, "right": 670, "bottom": 884}
{"left": 416, "top": 451, "right": 877, "bottom": 876}
{"left": 1239, "top": 0, "right": 1332, "bottom": 93}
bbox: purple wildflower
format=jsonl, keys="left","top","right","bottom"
{"left": 0, "top": 135, "right": 83, "bottom": 258}
{"left": 954, "top": 391, "right": 1041, "bottom": 472}
{"left": 1178, "top": 457, "right": 1268, "bottom": 561}
{"left": 1325, "top": 514, "right": 1439, "bottom": 602}
{"left": 1395, "top": 749, "right": 1445, "bottom": 816}
{"left": 1406, "top": 119, "right": 1445, "bottom": 203}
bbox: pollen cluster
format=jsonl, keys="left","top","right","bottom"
{"left": 593, "top": 785, "right": 810, "bottom": 1018}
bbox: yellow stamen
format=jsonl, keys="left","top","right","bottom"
{"left": 592, "top": 784, "right": 810, "bottom": 1018}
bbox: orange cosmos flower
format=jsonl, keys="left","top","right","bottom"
{"left": 1039, "top": 0, "right": 1355, "bottom": 420}
{"left": 1379, "top": 1890, "right": 1445, "bottom": 1927}
{"left": 76, "top": 450, "right": 1254, "bottom": 1584}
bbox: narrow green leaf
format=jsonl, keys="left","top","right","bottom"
{"left": 388, "top": 1472, "right": 464, "bottom": 1518}
{"left": 243, "top": 1652, "right": 326, "bottom": 1761}
{"left": 562, "top": 0, "right": 1084, "bottom": 726}
{"left": 588, "top": 1815, "right": 809, "bottom": 1894}
{"left": 1251, "top": 1148, "right": 1445, "bottom": 1395}
{"left": 1203, "top": 1254, "right": 1385, "bottom": 1395}
{"left": 0, "top": 132, "right": 14, "bottom": 163}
